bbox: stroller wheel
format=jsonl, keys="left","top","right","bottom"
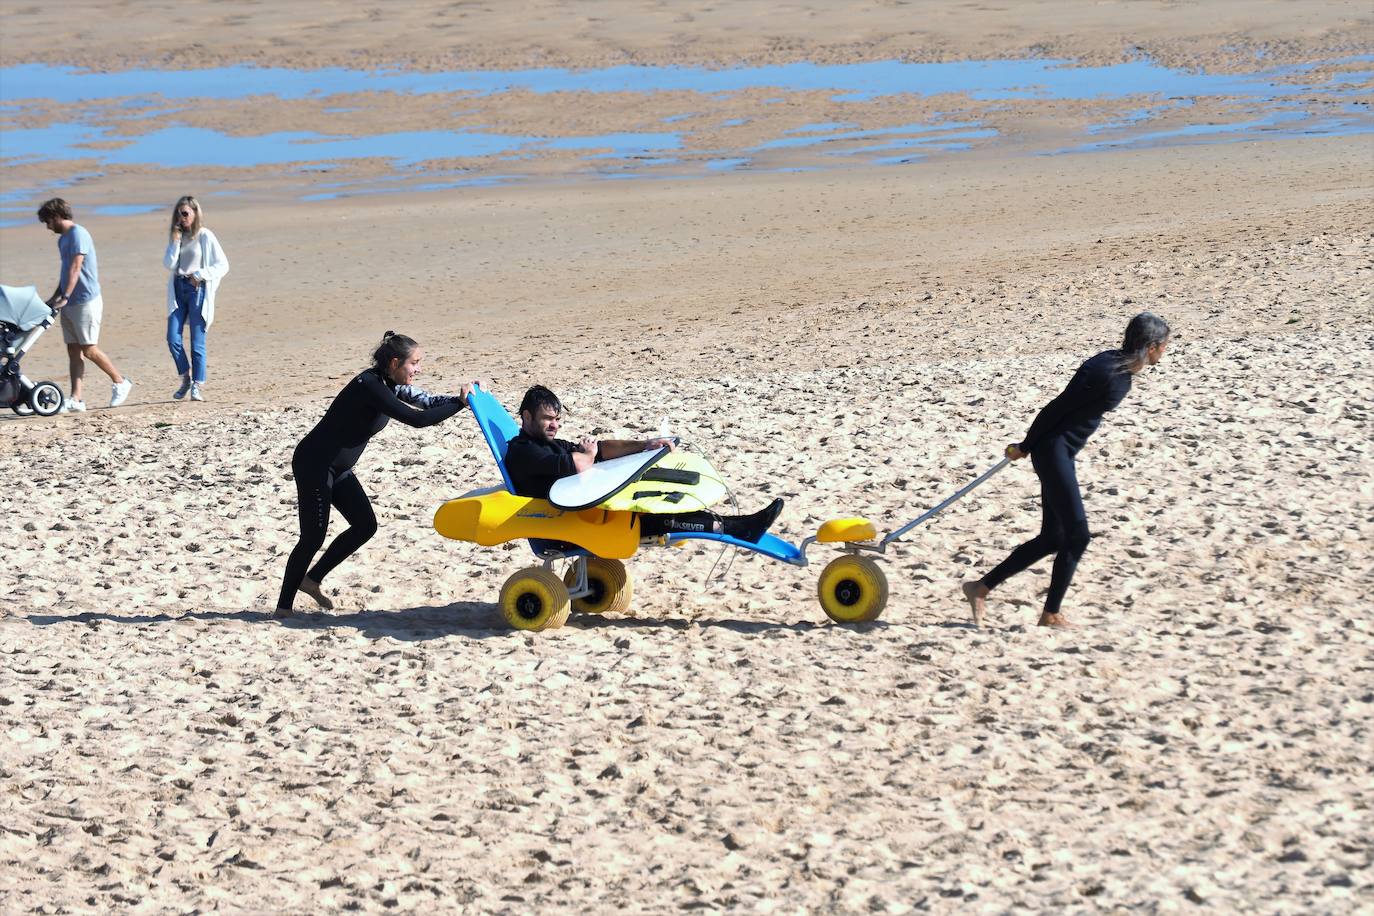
{"left": 29, "top": 381, "right": 64, "bottom": 417}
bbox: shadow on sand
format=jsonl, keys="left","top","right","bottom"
{"left": 22, "top": 605, "right": 892, "bottom": 641}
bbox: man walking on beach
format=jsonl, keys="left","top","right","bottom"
{"left": 37, "top": 198, "right": 133, "bottom": 411}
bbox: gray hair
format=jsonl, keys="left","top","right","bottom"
{"left": 1120, "top": 312, "right": 1171, "bottom": 370}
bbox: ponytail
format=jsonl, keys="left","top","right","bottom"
{"left": 371, "top": 330, "right": 418, "bottom": 375}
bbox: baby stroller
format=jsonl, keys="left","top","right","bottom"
{"left": 1, "top": 284, "right": 65, "bottom": 417}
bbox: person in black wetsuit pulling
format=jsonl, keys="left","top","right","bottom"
{"left": 505, "top": 385, "right": 784, "bottom": 542}
{"left": 962, "top": 312, "right": 1171, "bottom": 629}
{"left": 275, "top": 331, "right": 479, "bottom": 616}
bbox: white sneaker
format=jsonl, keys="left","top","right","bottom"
{"left": 190, "top": 382, "right": 204, "bottom": 402}
{"left": 173, "top": 375, "right": 192, "bottom": 400}
{"left": 62, "top": 398, "right": 87, "bottom": 412}
{"left": 110, "top": 378, "right": 133, "bottom": 407}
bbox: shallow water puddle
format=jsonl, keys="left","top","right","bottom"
{"left": 0, "top": 55, "right": 1369, "bottom": 220}
{"left": 4, "top": 57, "right": 1359, "bottom": 103}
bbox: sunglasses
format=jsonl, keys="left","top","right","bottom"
{"left": 178, "top": 209, "right": 194, "bottom": 217}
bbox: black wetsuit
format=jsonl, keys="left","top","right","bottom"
{"left": 981, "top": 350, "right": 1133, "bottom": 615}
{"left": 276, "top": 369, "right": 466, "bottom": 610}
{"left": 504, "top": 432, "right": 718, "bottom": 536}
{"left": 504, "top": 432, "right": 584, "bottom": 500}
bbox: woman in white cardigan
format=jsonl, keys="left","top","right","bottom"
{"left": 162, "top": 195, "right": 229, "bottom": 401}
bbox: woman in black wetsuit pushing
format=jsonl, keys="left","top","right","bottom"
{"left": 276, "top": 331, "right": 476, "bottom": 616}
{"left": 963, "top": 312, "right": 1171, "bottom": 628}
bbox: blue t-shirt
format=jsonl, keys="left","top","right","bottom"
{"left": 57, "top": 224, "right": 101, "bottom": 305}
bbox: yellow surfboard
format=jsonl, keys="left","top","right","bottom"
{"left": 598, "top": 451, "right": 728, "bottom": 514}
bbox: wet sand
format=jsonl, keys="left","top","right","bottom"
{"left": 2, "top": 2, "right": 1372, "bottom": 911}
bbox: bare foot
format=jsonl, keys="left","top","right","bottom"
{"left": 1037, "top": 612, "right": 1071, "bottom": 628}
{"left": 300, "top": 577, "right": 335, "bottom": 610}
{"left": 962, "top": 581, "right": 989, "bottom": 627}
{"left": 272, "top": 607, "right": 296, "bottom": 619}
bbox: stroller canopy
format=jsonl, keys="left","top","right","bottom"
{"left": 0, "top": 285, "right": 52, "bottom": 332}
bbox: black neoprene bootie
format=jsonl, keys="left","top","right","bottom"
{"left": 653, "top": 511, "right": 717, "bottom": 534}
{"left": 723, "top": 498, "right": 784, "bottom": 543}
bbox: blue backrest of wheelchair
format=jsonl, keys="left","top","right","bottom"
{"left": 467, "top": 386, "right": 588, "bottom": 559}
{"left": 466, "top": 387, "right": 521, "bottom": 493}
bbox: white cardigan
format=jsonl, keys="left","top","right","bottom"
{"left": 163, "top": 228, "right": 229, "bottom": 328}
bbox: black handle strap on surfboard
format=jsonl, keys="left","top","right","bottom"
{"left": 641, "top": 467, "right": 701, "bottom": 485}
{"left": 631, "top": 490, "right": 686, "bottom": 504}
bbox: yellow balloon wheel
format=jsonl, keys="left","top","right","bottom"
{"left": 817, "top": 554, "right": 889, "bottom": 623}
{"left": 500, "top": 567, "right": 571, "bottom": 632}
{"left": 564, "top": 558, "right": 633, "bottom": 615}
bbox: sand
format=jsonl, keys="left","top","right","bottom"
{"left": 5, "top": 0, "right": 1369, "bottom": 71}
{"left": 2, "top": 2, "right": 1373, "bottom": 911}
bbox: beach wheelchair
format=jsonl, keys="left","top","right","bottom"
{"left": 432, "top": 387, "right": 890, "bottom": 631}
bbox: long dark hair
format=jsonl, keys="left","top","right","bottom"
{"left": 1119, "top": 312, "right": 1171, "bottom": 371}
{"left": 371, "top": 330, "right": 419, "bottom": 377}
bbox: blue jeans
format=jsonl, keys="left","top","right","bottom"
{"left": 168, "top": 276, "right": 208, "bottom": 382}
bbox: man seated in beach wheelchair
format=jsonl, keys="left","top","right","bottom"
{"left": 433, "top": 384, "right": 890, "bottom": 631}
